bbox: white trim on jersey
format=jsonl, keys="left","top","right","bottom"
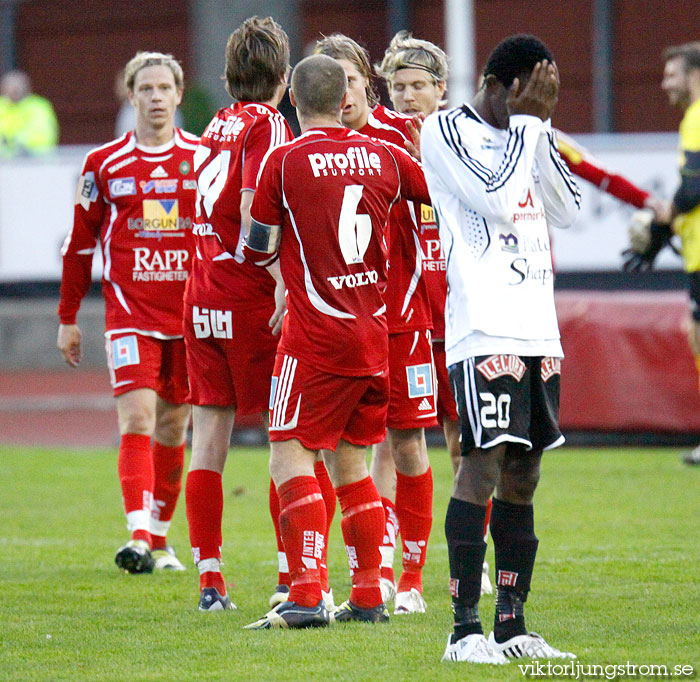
{"left": 102, "top": 201, "right": 131, "bottom": 315}
{"left": 366, "top": 110, "right": 410, "bottom": 139}
{"left": 98, "top": 137, "right": 137, "bottom": 178}
{"left": 174, "top": 129, "right": 200, "bottom": 151}
{"left": 284, "top": 197, "right": 356, "bottom": 320}
{"left": 400, "top": 229, "right": 424, "bottom": 317}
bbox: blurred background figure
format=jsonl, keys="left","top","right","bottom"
{"left": 0, "top": 69, "right": 58, "bottom": 157}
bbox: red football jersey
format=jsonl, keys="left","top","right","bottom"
{"left": 417, "top": 203, "right": 447, "bottom": 340}
{"left": 185, "top": 102, "right": 292, "bottom": 310}
{"left": 249, "top": 126, "right": 429, "bottom": 376}
{"left": 359, "top": 105, "right": 433, "bottom": 334}
{"left": 59, "top": 129, "right": 199, "bottom": 337}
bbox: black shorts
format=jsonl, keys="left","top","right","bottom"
{"left": 449, "top": 355, "right": 564, "bottom": 454}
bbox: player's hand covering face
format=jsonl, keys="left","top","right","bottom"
{"left": 507, "top": 60, "right": 559, "bottom": 122}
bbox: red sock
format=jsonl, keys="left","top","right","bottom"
{"left": 395, "top": 468, "right": 433, "bottom": 594}
{"left": 484, "top": 497, "right": 493, "bottom": 542}
{"left": 379, "top": 497, "right": 398, "bottom": 584}
{"left": 269, "top": 479, "right": 290, "bottom": 587}
{"left": 278, "top": 476, "right": 326, "bottom": 608}
{"left": 151, "top": 441, "right": 185, "bottom": 550}
{"left": 118, "top": 433, "right": 153, "bottom": 545}
{"left": 314, "top": 460, "right": 336, "bottom": 592}
{"left": 186, "top": 469, "right": 225, "bottom": 592}
{"left": 336, "top": 476, "right": 384, "bottom": 609}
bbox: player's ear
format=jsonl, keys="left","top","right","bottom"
{"left": 289, "top": 89, "right": 298, "bottom": 108}
{"left": 340, "top": 90, "right": 349, "bottom": 111}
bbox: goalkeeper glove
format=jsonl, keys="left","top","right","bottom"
{"left": 621, "top": 211, "right": 673, "bottom": 272}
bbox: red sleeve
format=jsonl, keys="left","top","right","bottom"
{"left": 389, "top": 143, "right": 431, "bottom": 205}
{"left": 250, "top": 150, "right": 284, "bottom": 227}
{"left": 242, "top": 114, "right": 292, "bottom": 191}
{"left": 558, "top": 137, "right": 649, "bottom": 209}
{"left": 57, "top": 155, "right": 104, "bottom": 323}
{"left": 245, "top": 149, "right": 285, "bottom": 265}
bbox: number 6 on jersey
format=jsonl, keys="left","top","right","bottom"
{"left": 338, "top": 185, "right": 372, "bottom": 265}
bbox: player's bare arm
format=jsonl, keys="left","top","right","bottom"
{"left": 57, "top": 323, "right": 82, "bottom": 368}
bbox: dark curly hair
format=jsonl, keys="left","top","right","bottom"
{"left": 483, "top": 34, "right": 554, "bottom": 88}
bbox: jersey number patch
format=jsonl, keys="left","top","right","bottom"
{"left": 338, "top": 185, "right": 372, "bottom": 265}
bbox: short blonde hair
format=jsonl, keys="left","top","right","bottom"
{"left": 376, "top": 31, "right": 448, "bottom": 85}
{"left": 314, "top": 33, "right": 379, "bottom": 108}
{"left": 124, "top": 51, "right": 184, "bottom": 92}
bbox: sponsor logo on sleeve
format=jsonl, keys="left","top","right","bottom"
{"left": 75, "top": 171, "right": 98, "bottom": 209}
{"left": 406, "top": 363, "right": 434, "bottom": 398}
{"left": 476, "top": 355, "right": 526, "bottom": 382}
{"left": 108, "top": 177, "right": 136, "bottom": 197}
{"left": 111, "top": 335, "right": 140, "bottom": 369}
{"left": 541, "top": 357, "right": 561, "bottom": 382}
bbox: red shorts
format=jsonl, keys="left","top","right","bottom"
{"left": 184, "top": 303, "right": 278, "bottom": 414}
{"left": 105, "top": 332, "right": 189, "bottom": 403}
{"left": 268, "top": 353, "right": 389, "bottom": 451}
{"left": 433, "top": 341, "right": 458, "bottom": 424}
{"left": 386, "top": 330, "right": 438, "bottom": 429}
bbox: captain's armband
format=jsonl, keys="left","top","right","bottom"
{"left": 243, "top": 219, "right": 281, "bottom": 267}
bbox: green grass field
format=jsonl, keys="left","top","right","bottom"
{"left": 1, "top": 445, "right": 698, "bottom": 681}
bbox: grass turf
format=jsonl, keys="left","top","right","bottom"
{"left": 0, "top": 445, "right": 698, "bottom": 681}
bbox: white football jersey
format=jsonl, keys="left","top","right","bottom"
{"left": 421, "top": 105, "right": 580, "bottom": 366}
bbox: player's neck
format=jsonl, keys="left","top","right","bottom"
{"left": 470, "top": 90, "right": 502, "bottom": 129}
{"left": 133, "top": 123, "right": 174, "bottom": 148}
{"left": 298, "top": 113, "right": 344, "bottom": 133}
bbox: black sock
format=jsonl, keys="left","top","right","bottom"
{"left": 489, "top": 497, "right": 538, "bottom": 642}
{"left": 444, "top": 497, "right": 488, "bottom": 638}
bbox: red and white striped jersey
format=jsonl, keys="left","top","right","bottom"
{"left": 185, "top": 102, "right": 292, "bottom": 310}
{"left": 249, "top": 126, "right": 430, "bottom": 376}
{"left": 58, "top": 128, "right": 199, "bottom": 337}
{"left": 358, "top": 105, "right": 433, "bottom": 334}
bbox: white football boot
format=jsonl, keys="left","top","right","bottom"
{"left": 394, "top": 587, "right": 427, "bottom": 614}
{"left": 442, "top": 633, "right": 509, "bottom": 664}
{"left": 488, "top": 631, "right": 576, "bottom": 659}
